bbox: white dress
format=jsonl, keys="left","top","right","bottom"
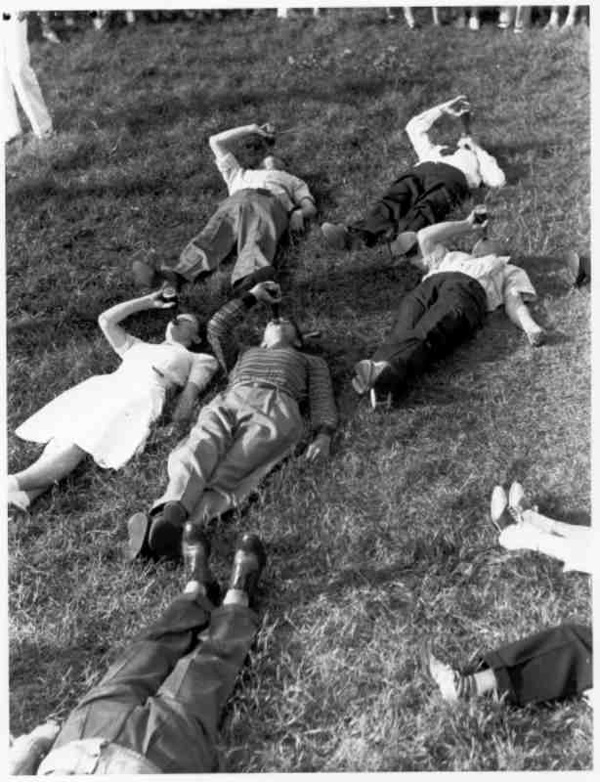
{"left": 15, "top": 337, "right": 218, "bottom": 469}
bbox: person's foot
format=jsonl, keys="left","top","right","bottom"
{"left": 507, "top": 481, "right": 529, "bottom": 520}
{"left": 181, "top": 522, "right": 220, "bottom": 603}
{"left": 42, "top": 28, "right": 61, "bottom": 43}
{"left": 390, "top": 231, "right": 418, "bottom": 257}
{"left": 489, "top": 485, "right": 513, "bottom": 531}
{"left": 565, "top": 250, "right": 590, "bottom": 287}
{"left": 127, "top": 512, "right": 153, "bottom": 561}
{"left": 352, "top": 359, "right": 390, "bottom": 395}
{"left": 148, "top": 502, "right": 189, "bottom": 560}
{"left": 227, "top": 533, "right": 267, "bottom": 605}
{"left": 421, "top": 641, "right": 460, "bottom": 702}
{"left": 526, "top": 327, "right": 546, "bottom": 348}
{"left": 468, "top": 15, "right": 480, "bottom": 31}
{"left": 321, "top": 222, "right": 351, "bottom": 250}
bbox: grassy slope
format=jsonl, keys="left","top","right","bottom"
{"left": 6, "top": 10, "right": 590, "bottom": 772}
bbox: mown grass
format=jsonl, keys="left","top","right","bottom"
{"left": 5, "top": 9, "right": 591, "bottom": 772}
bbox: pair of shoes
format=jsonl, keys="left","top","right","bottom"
{"left": 127, "top": 501, "right": 188, "bottom": 562}
{"left": 183, "top": 525, "right": 267, "bottom": 605}
{"left": 489, "top": 481, "right": 532, "bottom": 531}
{"left": 420, "top": 640, "right": 460, "bottom": 702}
{"left": 351, "top": 359, "right": 389, "bottom": 395}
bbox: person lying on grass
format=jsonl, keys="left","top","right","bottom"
{"left": 127, "top": 280, "right": 337, "bottom": 562}
{"left": 491, "top": 480, "right": 592, "bottom": 575}
{"left": 320, "top": 95, "right": 505, "bottom": 254}
{"left": 7, "top": 293, "right": 218, "bottom": 515}
{"left": 423, "top": 623, "right": 592, "bottom": 706}
{"left": 351, "top": 209, "right": 546, "bottom": 409}
{"left": 9, "top": 525, "right": 267, "bottom": 775}
{"left": 132, "top": 121, "right": 317, "bottom": 297}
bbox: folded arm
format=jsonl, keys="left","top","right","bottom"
{"left": 405, "top": 95, "right": 468, "bottom": 161}
{"left": 207, "top": 294, "right": 257, "bottom": 373}
{"left": 417, "top": 216, "right": 477, "bottom": 258}
{"left": 209, "top": 123, "right": 269, "bottom": 157}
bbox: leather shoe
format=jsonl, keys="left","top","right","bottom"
{"left": 127, "top": 512, "right": 153, "bottom": 561}
{"left": 228, "top": 533, "right": 266, "bottom": 604}
{"left": 148, "top": 502, "right": 188, "bottom": 561}
{"left": 181, "top": 522, "right": 220, "bottom": 603}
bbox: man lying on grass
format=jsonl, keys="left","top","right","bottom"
{"left": 351, "top": 209, "right": 546, "bottom": 408}
{"left": 127, "top": 280, "right": 337, "bottom": 561}
{"left": 321, "top": 95, "right": 505, "bottom": 254}
{"left": 132, "top": 122, "right": 317, "bottom": 295}
{"left": 9, "top": 525, "right": 267, "bottom": 775}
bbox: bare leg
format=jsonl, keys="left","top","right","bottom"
{"left": 10, "top": 439, "right": 86, "bottom": 494}
{"left": 564, "top": 5, "right": 577, "bottom": 27}
{"left": 504, "top": 291, "right": 545, "bottom": 346}
{"left": 521, "top": 509, "right": 591, "bottom": 542}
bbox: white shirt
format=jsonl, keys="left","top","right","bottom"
{"left": 421, "top": 245, "right": 536, "bottom": 311}
{"left": 406, "top": 105, "right": 506, "bottom": 190}
{"left": 214, "top": 151, "right": 314, "bottom": 213}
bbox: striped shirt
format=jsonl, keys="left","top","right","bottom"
{"left": 207, "top": 296, "right": 337, "bottom": 435}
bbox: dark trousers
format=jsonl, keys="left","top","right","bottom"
{"left": 483, "top": 623, "right": 592, "bottom": 706}
{"left": 372, "top": 272, "right": 487, "bottom": 394}
{"left": 51, "top": 594, "right": 258, "bottom": 773}
{"left": 349, "top": 161, "right": 469, "bottom": 246}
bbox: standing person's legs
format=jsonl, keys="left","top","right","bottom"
{"left": 52, "top": 592, "right": 214, "bottom": 750}
{"left": 4, "top": 15, "right": 52, "bottom": 137}
{"left": 1, "top": 20, "right": 22, "bottom": 141}
{"left": 231, "top": 192, "right": 289, "bottom": 291}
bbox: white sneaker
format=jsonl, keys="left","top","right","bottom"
{"left": 490, "top": 485, "right": 510, "bottom": 530}
{"left": 422, "top": 642, "right": 459, "bottom": 702}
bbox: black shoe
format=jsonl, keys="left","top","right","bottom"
{"left": 181, "top": 522, "right": 221, "bottom": 603}
{"left": 127, "top": 512, "right": 153, "bottom": 561}
{"left": 227, "top": 533, "right": 267, "bottom": 604}
{"left": 148, "top": 502, "right": 188, "bottom": 561}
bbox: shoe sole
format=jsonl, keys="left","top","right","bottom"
{"left": 127, "top": 512, "right": 151, "bottom": 561}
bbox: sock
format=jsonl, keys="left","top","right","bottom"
{"left": 184, "top": 580, "right": 207, "bottom": 596}
{"left": 223, "top": 588, "right": 249, "bottom": 607}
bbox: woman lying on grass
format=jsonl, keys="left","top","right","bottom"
{"left": 7, "top": 293, "right": 218, "bottom": 515}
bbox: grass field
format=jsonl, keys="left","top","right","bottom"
{"left": 5, "top": 8, "right": 591, "bottom": 772}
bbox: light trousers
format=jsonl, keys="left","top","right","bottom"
{"left": 1, "top": 15, "right": 52, "bottom": 140}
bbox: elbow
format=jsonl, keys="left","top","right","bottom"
{"left": 97, "top": 312, "right": 108, "bottom": 330}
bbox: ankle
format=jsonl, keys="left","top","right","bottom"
{"left": 223, "top": 588, "right": 249, "bottom": 607}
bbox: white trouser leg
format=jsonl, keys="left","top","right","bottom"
{"left": 1, "top": 30, "right": 21, "bottom": 141}
{"left": 3, "top": 16, "right": 52, "bottom": 137}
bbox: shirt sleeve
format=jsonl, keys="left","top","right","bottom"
{"left": 207, "top": 294, "right": 256, "bottom": 373}
{"left": 290, "top": 177, "right": 315, "bottom": 208}
{"left": 187, "top": 353, "right": 219, "bottom": 390}
{"left": 305, "top": 355, "right": 337, "bottom": 435}
{"left": 114, "top": 334, "right": 142, "bottom": 357}
{"left": 471, "top": 142, "right": 506, "bottom": 188}
{"left": 213, "top": 150, "right": 243, "bottom": 191}
{"left": 405, "top": 105, "right": 444, "bottom": 161}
